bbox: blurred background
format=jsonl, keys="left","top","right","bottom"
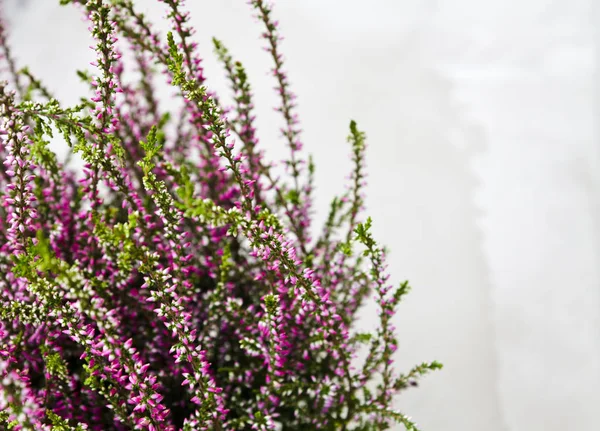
{"left": 3, "top": 0, "right": 599, "bottom": 430}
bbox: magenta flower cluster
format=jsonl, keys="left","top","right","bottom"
{"left": 0, "top": 1, "right": 441, "bottom": 430}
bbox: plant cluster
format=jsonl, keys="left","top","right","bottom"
{"left": 0, "top": 0, "right": 440, "bottom": 430}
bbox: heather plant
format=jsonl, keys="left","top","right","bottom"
{"left": 0, "top": 0, "right": 441, "bottom": 430}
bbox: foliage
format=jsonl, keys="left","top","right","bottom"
{"left": 0, "top": 0, "right": 441, "bottom": 430}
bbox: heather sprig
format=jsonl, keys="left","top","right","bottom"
{"left": 0, "top": 1, "right": 440, "bottom": 430}
{"left": 249, "top": 0, "right": 312, "bottom": 249}
{"left": 0, "top": 10, "right": 22, "bottom": 98}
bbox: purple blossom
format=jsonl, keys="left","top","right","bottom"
{"left": 0, "top": 1, "right": 440, "bottom": 430}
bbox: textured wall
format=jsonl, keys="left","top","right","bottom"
{"left": 4, "top": 1, "right": 599, "bottom": 430}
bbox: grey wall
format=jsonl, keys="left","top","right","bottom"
{"left": 4, "top": 0, "right": 599, "bottom": 430}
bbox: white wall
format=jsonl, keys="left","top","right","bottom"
{"left": 4, "top": 0, "right": 599, "bottom": 430}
